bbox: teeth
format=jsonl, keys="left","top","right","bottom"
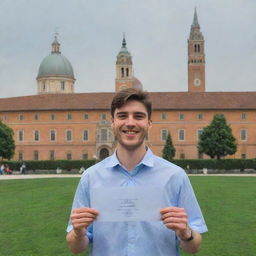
{"left": 124, "top": 131, "right": 137, "bottom": 134}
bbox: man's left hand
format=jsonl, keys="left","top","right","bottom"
{"left": 160, "top": 207, "right": 191, "bottom": 240}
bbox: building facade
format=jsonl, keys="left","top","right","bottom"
{"left": 1, "top": 10, "right": 256, "bottom": 161}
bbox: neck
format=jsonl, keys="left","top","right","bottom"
{"left": 116, "top": 144, "right": 147, "bottom": 171}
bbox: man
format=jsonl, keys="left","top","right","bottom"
{"left": 66, "top": 88, "right": 207, "bottom": 255}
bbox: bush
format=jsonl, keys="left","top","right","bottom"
{"left": 0, "top": 159, "right": 97, "bottom": 173}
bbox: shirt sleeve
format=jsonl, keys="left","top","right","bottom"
{"left": 177, "top": 171, "right": 208, "bottom": 234}
{"left": 66, "top": 173, "right": 93, "bottom": 242}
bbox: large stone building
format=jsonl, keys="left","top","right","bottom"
{"left": 1, "top": 9, "right": 256, "bottom": 161}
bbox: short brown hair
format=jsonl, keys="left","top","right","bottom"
{"left": 111, "top": 88, "right": 152, "bottom": 119}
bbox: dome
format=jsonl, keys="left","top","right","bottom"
{"left": 37, "top": 53, "right": 74, "bottom": 79}
{"left": 37, "top": 36, "right": 74, "bottom": 79}
{"left": 132, "top": 77, "right": 143, "bottom": 90}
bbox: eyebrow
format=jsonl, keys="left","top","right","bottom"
{"left": 115, "top": 111, "right": 147, "bottom": 116}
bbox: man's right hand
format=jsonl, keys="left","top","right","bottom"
{"left": 71, "top": 207, "right": 99, "bottom": 236}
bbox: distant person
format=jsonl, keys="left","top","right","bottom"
{"left": 20, "top": 163, "right": 27, "bottom": 175}
{"left": 5, "top": 164, "right": 12, "bottom": 175}
{"left": 0, "top": 164, "right": 5, "bottom": 175}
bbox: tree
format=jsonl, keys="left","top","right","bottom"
{"left": 0, "top": 121, "right": 15, "bottom": 160}
{"left": 198, "top": 114, "right": 237, "bottom": 159}
{"left": 162, "top": 132, "right": 176, "bottom": 161}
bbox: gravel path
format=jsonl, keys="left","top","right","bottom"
{"left": 1, "top": 173, "right": 256, "bottom": 180}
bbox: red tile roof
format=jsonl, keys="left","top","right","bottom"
{"left": 0, "top": 92, "right": 256, "bottom": 112}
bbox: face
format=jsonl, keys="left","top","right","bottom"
{"left": 111, "top": 100, "right": 152, "bottom": 151}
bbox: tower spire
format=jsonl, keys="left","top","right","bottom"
{"left": 122, "top": 33, "right": 126, "bottom": 47}
{"left": 192, "top": 7, "right": 200, "bottom": 28}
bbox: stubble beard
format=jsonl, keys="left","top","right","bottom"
{"left": 114, "top": 128, "right": 148, "bottom": 151}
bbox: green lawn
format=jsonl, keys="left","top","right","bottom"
{"left": 0, "top": 176, "right": 255, "bottom": 256}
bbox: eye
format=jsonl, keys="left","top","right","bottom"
{"left": 134, "top": 114, "right": 146, "bottom": 120}
{"left": 116, "top": 114, "right": 127, "bottom": 119}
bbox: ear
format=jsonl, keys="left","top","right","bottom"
{"left": 111, "top": 117, "right": 114, "bottom": 129}
{"left": 148, "top": 119, "right": 152, "bottom": 129}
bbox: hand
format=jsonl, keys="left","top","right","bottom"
{"left": 70, "top": 207, "right": 99, "bottom": 237}
{"left": 160, "top": 207, "right": 191, "bottom": 240}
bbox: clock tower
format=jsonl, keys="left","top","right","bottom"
{"left": 115, "top": 35, "right": 134, "bottom": 91}
{"left": 188, "top": 8, "right": 205, "bottom": 92}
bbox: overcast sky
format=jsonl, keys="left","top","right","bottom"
{"left": 0, "top": 0, "right": 256, "bottom": 98}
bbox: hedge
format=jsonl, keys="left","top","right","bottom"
{"left": 0, "top": 160, "right": 97, "bottom": 172}
{"left": 1, "top": 158, "right": 256, "bottom": 173}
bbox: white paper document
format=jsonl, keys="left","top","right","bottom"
{"left": 91, "top": 186, "right": 166, "bottom": 222}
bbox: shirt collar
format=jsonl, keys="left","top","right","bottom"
{"left": 106, "top": 147, "right": 154, "bottom": 169}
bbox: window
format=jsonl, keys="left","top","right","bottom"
{"left": 121, "top": 68, "right": 124, "bottom": 78}
{"left": 84, "top": 113, "right": 89, "bottom": 120}
{"left": 241, "top": 154, "right": 246, "bottom": 159}
{"left": 240, "top": 129, "right": 247, "bottom": 141}
{"left": 180, "top": 153, "right": 185, "bottom": 159}
{"left": 101, "top": 129, "right": 107, "bottom": 141}
{"left": 50, "top": 130, "right": 56, "bottom": 141}
{"left": 61, "top": 81, "right": 65, "bottom": 90}
{"left": 197, "top": 113, "right": 203, "bottom": 120}
{"left": 34, "top": 114, "right": 39, "bottom": 120}
{"left": 18, "top": 130, "right": 24, "bottom": 141}
{"left": 178, "top": 129, "right": 185, "bottom": 141}
{"left": 197, "top": 129, "right": 203, "bottom": 141}
{"left": 67, "top": 113, "right": 72, "bottom": 120}
{"left": 18, "top": 151, "right": 23, "bottom": 161}
{"left": 66, "top": 152, "right": 72, "bottom": 160}
{"left": 34, "top": 130, "right": 40, "bottom": 141}
{"left": 50, "top": 114, "right": 55, "bottom": 120}
{"left": 179, "top": 113, "right": 184, "bottom": 120}
{"left": 83, "top": 130, "right": 89, "bottom": 141}
{"left": 42, "top": 83, "right": 46, "bottom": 91}
{"left": 101, "top": 113, "right": 107, "bottom": 120}
{"left": 241, "top": 113, "right": 246, "bottom": 120}
{"left": 126, "top": 68, "right": 129, "bottom": 77}
{"left": 161, "top": 113, "right": 167, "bottom": 120}
{"left": 66, "top": 130, "right": 72, "bottom": 141}
{"left": 82, "top": 153, "right": 88, "bottom": 160}
{"left": 49, "top": 150, "right": 55, "bottom": 160}
{"left": 19, "top": 115, "right": 24, "bottom": 121}
{"left": 161, "top": 129, "right": 168, "bottom": 141}
{"left": 34, "top": 150, "right": 39, "bottom": 160}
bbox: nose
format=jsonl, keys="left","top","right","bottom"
{"left": 126, "top": 115, "right": 136, "bottom": 126}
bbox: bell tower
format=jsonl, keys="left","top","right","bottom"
{"left": 115, "top": 35, "right": 134, "bottom": 91}
{"left": 188, "top": 8, "right": 205, "bottom": 92}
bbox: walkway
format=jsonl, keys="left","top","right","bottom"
{"left": 1, "top": 173, "right": 256, "bottom": 180}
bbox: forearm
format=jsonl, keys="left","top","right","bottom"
{"left": 66, "top": 229, "right": 89, "bottom": 254}
{"left": 179, "top": 229, "right": 202, "bottom": 254}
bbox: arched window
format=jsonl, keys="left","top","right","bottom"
{"left": 121, "top": 68, "right": 124, "bottom": 77}
{"left": 126, "top": 68, "right": 129, "bottom": 77}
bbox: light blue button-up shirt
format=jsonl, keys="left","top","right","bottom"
{"left": 67, "top": 148, "right": 208, "bottom": 256}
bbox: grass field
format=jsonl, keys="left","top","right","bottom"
{"left": 0, "top": 176, "right": 255, "bottom": 256}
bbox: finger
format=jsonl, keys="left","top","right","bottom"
{"left": 161, "top": 211, "right": 187, "bottom": 220}
{"left": 164, "top": 223, "right": 186, "bottom": 231}
{"left": 162, "top": 217, "right": 187, "bottom": 225}
{"left": 71, "top": 211, "right": 98, "bottom": 220}
{"left": 160, "top": 207, "right": 184, "bottom": 214}
{"left": 73, "top": 207, "right": 99, "bottom": 215}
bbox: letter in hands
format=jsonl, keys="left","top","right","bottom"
{"left": 71, "top": 207, "right": 99, "bottom": 236}
{"left": 160, "top": 207, "right": 191, "bottom": 240}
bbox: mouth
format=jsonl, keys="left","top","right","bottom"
{"left": 122, "top": 130, "right": 139, "bottom": 135}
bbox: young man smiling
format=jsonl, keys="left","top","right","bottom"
{"left": 66, "top": 88, "right": 207, "bottom": 255}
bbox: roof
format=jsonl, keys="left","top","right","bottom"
{"left": 1, "top": 92, "right": 256, "bottom": 112}
{"left": 37, "top": 53, "right": 74, "bottom": 79}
